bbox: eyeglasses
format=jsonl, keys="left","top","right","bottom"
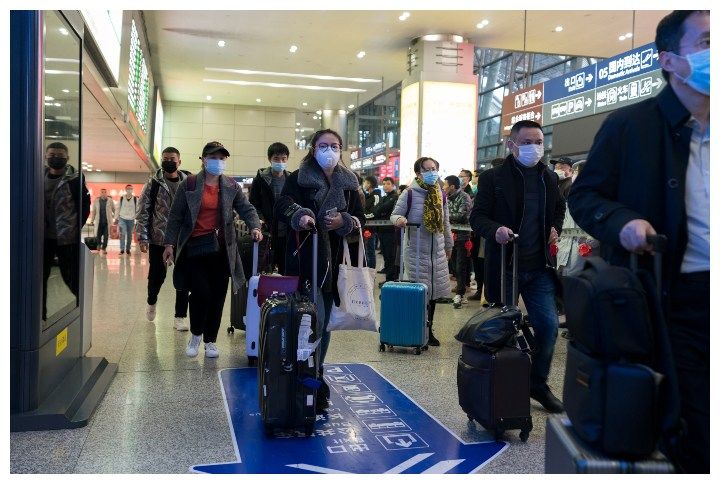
{"left": 419, "top": 166, "right": 437, "bottom": 173}
{"left": 316, "top": 143, "right": 341, "bottom": 152}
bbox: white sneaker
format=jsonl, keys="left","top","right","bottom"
{"left": 146, "top": 304, "right": 157, "bottom": 322}
{"left": 186, "top": 334, "right": 202, "bottom": 357}
{"left": 174, "top": 317, "right": 189, "bottom": 331}
{"left": 462, "top": 296, "right": 469, "bottom": 305}
{"left": 453, "top": 294, "right": 463, "bottom": 309}
{"left": 204, "top": 342, "right": 219, "bottom": 358}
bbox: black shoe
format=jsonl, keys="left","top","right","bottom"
{"left": 530, "top": 388, "right": 564, "bottom": 413}
{"left": 428, "top": 330, "right": 440, "bottom": 346}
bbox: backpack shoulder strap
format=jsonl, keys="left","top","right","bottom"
{"left": 405, "top": 189, "right": 413, "bottom": 218}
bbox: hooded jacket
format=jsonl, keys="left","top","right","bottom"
{"left": 44, "top": 165, "right": 91, "bottom": 245}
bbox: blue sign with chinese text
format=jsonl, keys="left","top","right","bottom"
{"left": 596, "top": 42, "right": 660, "bottom": 87}
{"left": 191, "top": 364, "right": 507, "bottom": 474}
{"left": 543, "top": 65, "right": 598, "bottom": 103}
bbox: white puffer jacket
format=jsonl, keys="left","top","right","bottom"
{"left": 390, "top": 179, "right": 453, "bottom": 302}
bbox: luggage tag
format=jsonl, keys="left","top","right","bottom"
{"left": 297, "top": 313, "right": 321, "bottom": 364}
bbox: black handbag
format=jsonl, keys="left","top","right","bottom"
{"left": 454, "top": 305, "right": 524, "bottom": 352}
{"left": 185, "top": 231, "right": 221, "bottom": 258}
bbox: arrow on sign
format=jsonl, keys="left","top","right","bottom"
{"left": 535, "top": 90, "right": 543, "bottom": 98}
{"left": 585, "top": 98, "right": 593, "bottom": 107}
{"left": 535, "top": 112, "right": 541, "bottom": 120}
{"left": 652, "top": 78, "right": 663, "bottom": 89}
{"left": 586, "top": 73, "right": 594, "bottom": 83}
{"left": 191, "top": 365, "right": 507, "bottom": 474}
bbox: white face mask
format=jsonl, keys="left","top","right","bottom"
{"left": 514, "top": 143, "right": 544, "bottom": 167}
{"left": 555, "top": 169, "right": 567, "bottom": 180}
{"left": 316, "top": 148, "right": 340, "bottom": 170}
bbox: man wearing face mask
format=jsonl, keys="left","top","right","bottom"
{"left": 569, "top": 10, "right": 710, "bottom": 473}
{"left": 135, "top": 146, "right": 191, "bottom": 328}
{"left": 470, "top": 120, "right": 566, "bottom": 413}
{"left": 550, "top": 157, "right": 574, "bottom": 201}
{"left": 249, "top": 142, "right": 290, "bottom": 274}
{"left": 42, "top": 142, "right": 91, "bottom": 319}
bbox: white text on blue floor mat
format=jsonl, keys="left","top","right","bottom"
{"left": 191, "top": 363, "right": 507, "bottom": 474}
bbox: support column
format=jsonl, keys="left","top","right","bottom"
{"left": 321, "top": 109, "right": 347, "bottom": 139}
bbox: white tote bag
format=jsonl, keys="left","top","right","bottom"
{"left": 327, "top": 232, "right": 378, "bottom": 332}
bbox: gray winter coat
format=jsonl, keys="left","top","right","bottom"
{"left": 163, "top": 170, "right": 261, "bottom": 293}
{"left": 390, "top": 180, "right": 453, "bottom": 301}
{"left": 135, "top": 169, "right": 189, "bottom": 246}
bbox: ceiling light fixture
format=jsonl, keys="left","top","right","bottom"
{"left": 302, "top": 102, "right": 308, "bottom": 106}
{"left": 356, "top": 51, "right": 366, "bottom": 59}
{"left": 313, "top": 116, "right": 318, "bottom": 120}
{"left": 62, "top": 89, "right": 69, "bottom": 93}
{"left": 399, "top": 12, "right": 410, "bottom": 21}
{"left": 205, "top": 68, "right": 381, "bottom": 83}
{"left": 296, "top": 122, "right": 301, "bottom": 126}
{"left": 206, "top": 95, "right": 212, "bottom": 100}
{"left": 619, "top": 35, "right": 626, "bottom": 41}
{"left": 348, "top": 104, "right": 355, "bottom": 109}
{"left": 315, "top": 110, "right": 322, "bottom": 115}
{"left": 625, "top": 32, "right": 633, "bottom": 38}
{"left": 295, "top": 128, "right": 300, "bottom": 132}
{"left": 289, "top": 45, "right": 298, "bottom": 53}
{"left": 256, "top": 98, "right": 262, "bottom": 102}
{"left": 477, "top": 19, "right": 489, "bottom": 29}
{"left": 54, "top": 102, "right": 61, "bottom": 107}
{"left": 217, "top": 40, "right": 226, "bottom": 48}
{"left": 59, "top": 28, "right": 69, "bottom": 36}
{"left": 204, "top": 78, "right": 367, "bottom": 93}
{"left": 44, "top": 95, "right": 54, "bottom": 101}
{"left": 555, "top": 26, "right": 564, "bottom": 32}
{"left": 95, "top": 169, "right": 101, "bottom": 172}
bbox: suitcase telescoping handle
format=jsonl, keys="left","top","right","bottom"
{"left": 252, "top": 240, "right": 259, "bottom": 277}
{"left": 399, "top": 223, "right": 422, "bottom": 283}
{"left": 306, "top": 221, "right": 319, "bottom": 305}
{"left": 500, "top": 233, "right": 519, "bottom": 307}
{"left": 629, "top": 234, "right": 668, "bottom": 299}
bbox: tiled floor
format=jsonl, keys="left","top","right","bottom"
{"left": 10, "top": 247, "right": 569, "bottom": 474}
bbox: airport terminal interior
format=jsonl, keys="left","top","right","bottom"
{"left": 8, "top": 6, "right": 712, "bottom": 475}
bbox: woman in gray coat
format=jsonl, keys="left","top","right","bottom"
{"left": 163, "top": 141, "right": 262, "bottom": 359}
{"left": 390, "top": 157, "right": 453, "bottom": 346}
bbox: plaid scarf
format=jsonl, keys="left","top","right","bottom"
{"left": 417, "top": 180, "right": 444, "bottom": 234}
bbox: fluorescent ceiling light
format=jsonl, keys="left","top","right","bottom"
{"left": 356, "top": 51, "right": 366, "bottom": 59}
{"left": 625, "top": 32, "right": 633, "bottom": 38}
{"left": 59, "top": 28, "right": 69, "bottom": 36}
{"left": 555, "top": 26, "right": 564, "bottom": 32}
{"left": 54, "top": 102, "right": 61, "bottom": 107}
{"left": 45, "top": 58, "right": 80, "bottom": 63}
{"left": 348, "top": 104, "right": 355, "bottom": 109}
{"left": 95, "top": 169, "right": 101, "bottom": 172}
{"left": 289, "top": 45, "right": 298, "bottom": 53}
{"left": 204, "top": 78, "right": 367, "bottom": 93}
{"left": 295, "top": 128, "right": 300, "bottom": 132}
{"left": 45, "top": 70, "right": 79, "bottom": 75}
{"left": 217, "top": 40, "right": 226, "bottom": 47}
{"left": 316, "top": 110, "right": 322, "bottom": 115}
{"left": 302, "top": 102, "right": 308, "bottom": 106}
{"left": 206, "top": 95, "right": 212, "bottom": 100}
{"left": 44, "top": 95, "right": 54, "bottom": 101}
{"left": 62, "top": 89, "right": 69, "bottom": 93}
{"left": 313, "top": 116, "right": 318, "bottom": 120}
{"left": 477, "top": 19, "right": 489, "bottom": 29}
{"left": 296, "top": 122, "right": 301, "bottom": 126}
{"left": 399, "top": 12, "right": 410, "bottom": 21}
{"left": 619, "top": 35, "right": 626, "bottom": 40}
{"left": 256, "top": 98, "right": 262, "bottom": 102}
{"left": 205, "top": 68, "right": 380, "bottom": 84}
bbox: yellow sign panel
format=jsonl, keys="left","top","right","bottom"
{"left": 56, "top": 328, "right": 68, "bottom": 356}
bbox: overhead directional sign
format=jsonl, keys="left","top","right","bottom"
{"left": 500, "top": 42, "right": 665, "bottom": 132}
{"left": 192, "top": 364, "right": 507, "bottom": 474}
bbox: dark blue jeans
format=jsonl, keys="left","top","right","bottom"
{"left": 364, "top": 232, "right": 377, "bottom": 269}
{"left": 504, "top": 267, "right": 559, "bottom": 391}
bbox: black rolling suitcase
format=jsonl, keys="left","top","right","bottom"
{"left": 456, "top": 235, "right": 533, "bottom": 441}
{"left": 545, "top": 414, "right": 674, "bottom": 473}
{"left": 84, "top": 236, "right": 99, "bottom": 251}
{"left": 258, "top": 229, "right": 322, "bottom": 437}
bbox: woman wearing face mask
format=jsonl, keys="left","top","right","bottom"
{"left": 390, "top": 157, "right": 454, "bottom": 347}
{"left": 274, "top": 129, "right": 366, "bottom": 411}
{"left": 163, "top": 141, "right": 262, "bottom": 359}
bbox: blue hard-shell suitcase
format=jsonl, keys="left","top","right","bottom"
{"left": 379, "top": 224, "right": 428, "bottom": 354}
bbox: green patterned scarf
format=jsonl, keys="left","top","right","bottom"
{"left": 418, "top": 180, "right": 444, "bottom": 234}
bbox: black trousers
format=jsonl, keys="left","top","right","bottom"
{"left": 273, "top": 235, "right": 287, "bottom": 275}
{"left": 453, "top": 238, "right": 470, "bottom": 296}
{"left": 97, "top": 222, "right": 109, "bottom": 249}
{"left": 42, "top": 239, "right": 79, "bottom": 320}
{"left": 378, "top": 229, "right": 397, "bottom": 280}
{"left": 147, "top": 244, "right": 189, "bottom": 317}
{"left": 471, "top": 233, "right": 484, "bottom": 292}
{"left": 666, "top": 271, "right": 709, "bottom": 473}
{"left": 186, "top": 249, "right": 231, "bottom": 343}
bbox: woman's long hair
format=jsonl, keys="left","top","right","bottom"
{"left": 301, "top": 129, "right": 346, "bottom": 167}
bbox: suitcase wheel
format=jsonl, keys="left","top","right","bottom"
{"left": 519, "top": 429, "right": 530, "bottom": 442}
{"left": 248, "top": 356, "right": 257, "bottom": 367}
{"left": 421, "top": 345, "right": 428, "bottom": 351}
{"left": 414, "top": 347, "right": 422, "bottom": 355}
{"left": 379, "top": 343, "right": 386, "bottom": 352}
{"left": 227, "top": 326, "right": 234, "bottom": 334}
{"left": 388, "top": 345, "right": 394, "bottom": 351}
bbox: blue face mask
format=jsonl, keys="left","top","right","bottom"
{"left": 674, "top": 48, "right": 710, "bottom": 96}
{"left": 271, "top": 162, "right": 287, "bottom": 172}
{"left": 422, "top": 171, "right": 439, "bottom": 185}
{"left": 205, "top": 158, "right": 225, "bottom": 176}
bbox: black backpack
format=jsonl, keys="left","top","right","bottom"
{"left": 562, "top": 247, "right": 682, "bottom": 460}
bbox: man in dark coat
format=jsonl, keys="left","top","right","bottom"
{"left": 372, "top": 177, "right": 399, "bottom": 282}
{"left": 249, "top": 142, "right": 291, "bottom": 274}
{"left": 568, "top": 10, "right": 709, "bottom": 473}
{"left": 550, "top": 157, "right": 573, "bottom": 201}
{"left": 470, "top": 120, "right": 566, "bottom": 413}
